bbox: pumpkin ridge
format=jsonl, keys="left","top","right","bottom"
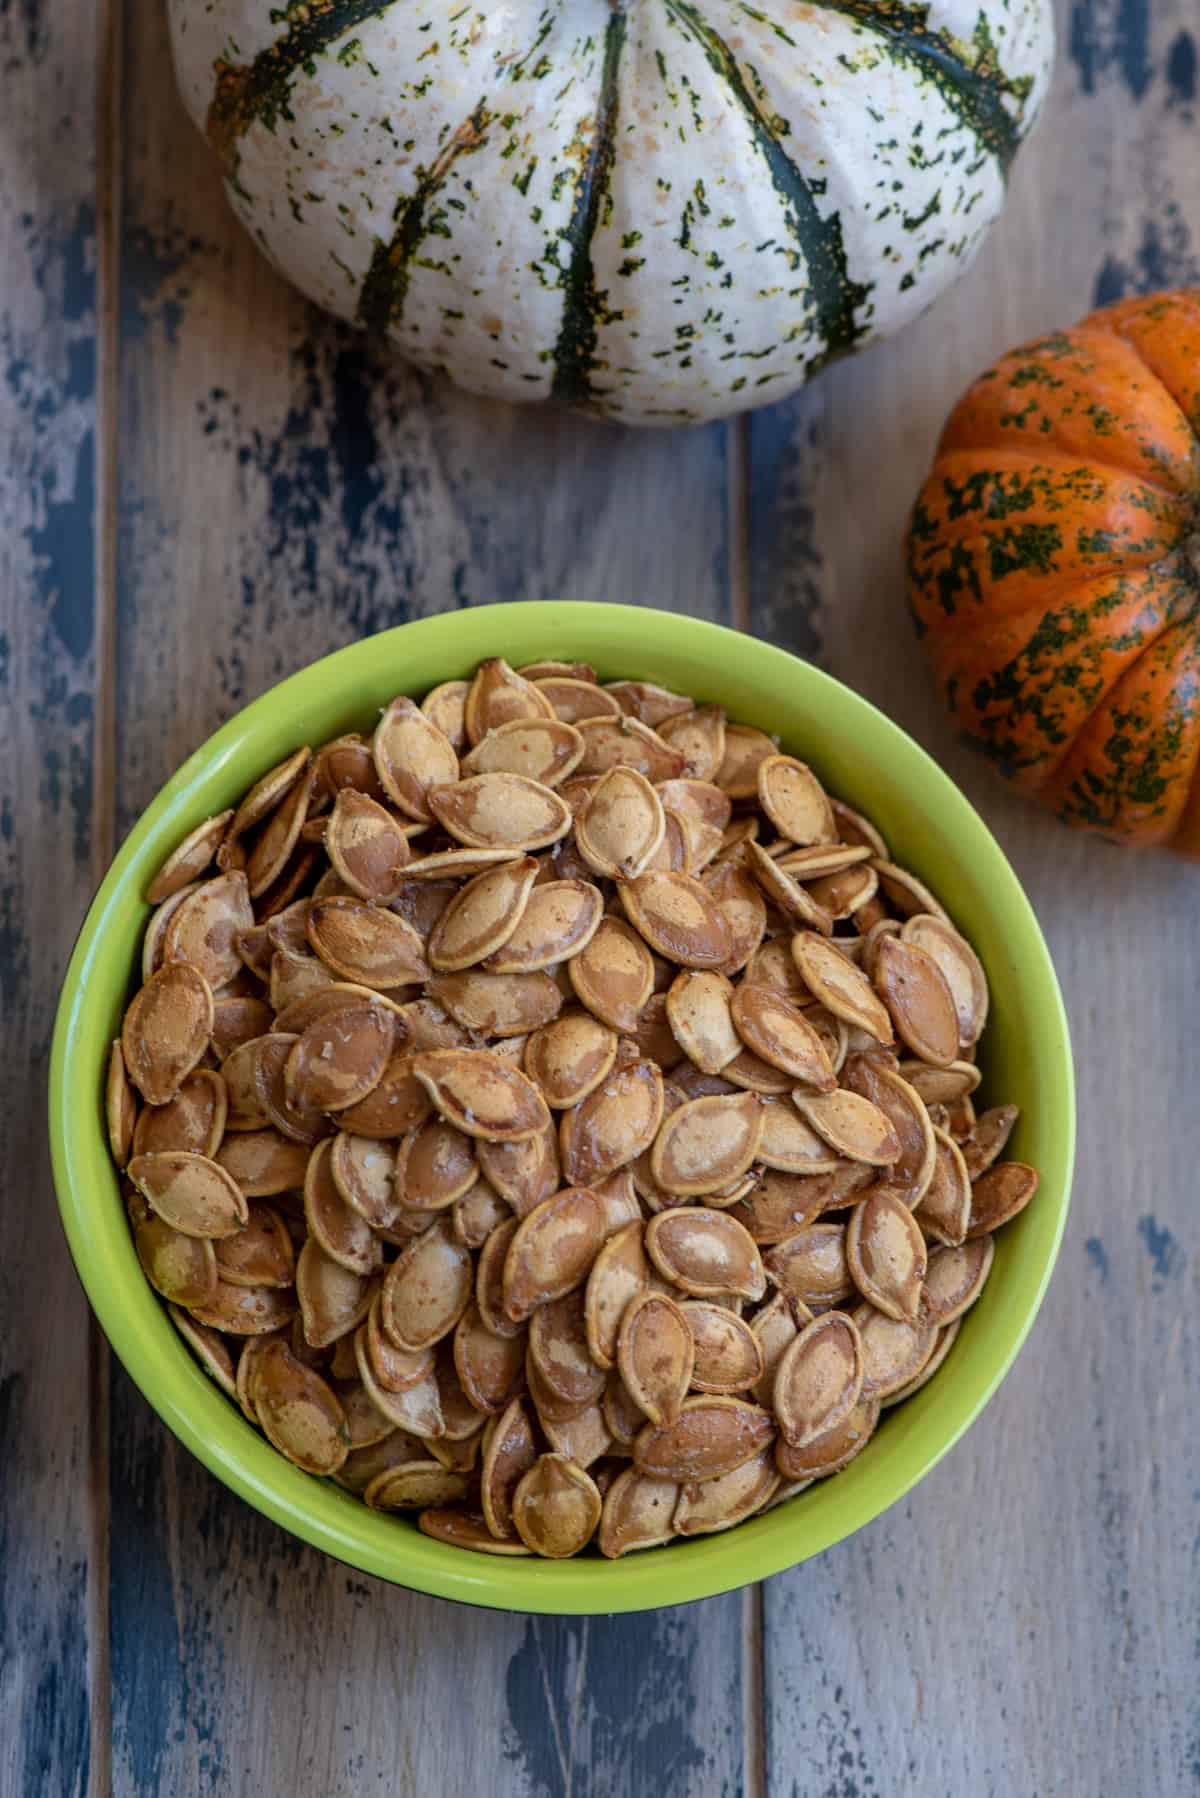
{"left": 1038, "top": 618, "right": 1200, "bottom": 844}
{"left": 1100, "top": 302, "right": 1200, "bottom": 435}
{"left": 929, "top": 563, "right": 1193, "bottom": 789}
{"left": 663, "top": 0, "right": 871, "bottom": 372}
{"left": 357, "top": 100, "right": 493, "bottom": 338}
{"left": 550, "top": 0, "right": 627, "bottom": 409}
{"left": 205, "top": 0, "right": 403, "bottom": 175}
{"left": 797, "top": 0, "right": 1030, "bottom": 174}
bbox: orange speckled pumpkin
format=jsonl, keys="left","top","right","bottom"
{"left": 908, "top": 289, "right": 1200, "bottom": 854}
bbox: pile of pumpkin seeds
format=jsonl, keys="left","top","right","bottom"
{"left": 106, "top": 657, "right": 1038, "bottom": 1559}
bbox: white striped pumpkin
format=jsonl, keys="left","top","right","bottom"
{"left": 169, "top": 0, "right": 1054, "bottom": 425}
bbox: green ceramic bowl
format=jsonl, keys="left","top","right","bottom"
{"left": 50, "top": 602, "right": 1074, "bottom": 1614}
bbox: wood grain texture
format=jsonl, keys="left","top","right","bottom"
{"left": 5, "top": 0, "right": 1199, "bottom": 1791}
{"left": 0, "top": 0, "right": 111, "bottom": 1793}
{"left": 752, "top": 1, "right": 1200, "bottom": 1791}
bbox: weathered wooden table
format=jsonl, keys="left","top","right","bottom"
{"left": 5, "top": 1, "right": 1198, "bottom": 1792}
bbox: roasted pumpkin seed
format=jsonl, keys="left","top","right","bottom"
{"left": 846, "top": 1189, "right": 928, "bottom": 1322}
{"left": 483, "top": 879, "right": 604, "bottom": 974}
{"left": 617, "top": 1290, "right": 694, "bottom": 1427}
{"left": 967, "top": 1162, "right": 1038, "bottom": 1237}
{"left": 634, "top": 1396, "right": 774, "bottom": 1483}
{"left": 645, "top": 1208, "right": 766, "bottom": 1301}
{"left": 502, "top": 1186, "right": 605, "bottom": 1323}
{"left": 512, "top": 1453, "right": 602, "bottom": 1557}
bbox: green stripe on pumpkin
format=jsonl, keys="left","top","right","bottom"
{"left": 206, "top": 0, "right": 403, "bottom": 172}
{"left": 666, "top": 0, "right": 871, "bottom": 370}
{"left": 357, "top": 101, "right": 493, "bottom": 337}
{"left": 779, "top": 0, "right": 1030, "bottom": 175}
{"left": 550, "top": 2, "right": 628, "bottom": 409}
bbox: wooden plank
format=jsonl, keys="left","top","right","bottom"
{"left": 752, "top": 2, "right": 1200, "bottom": 1791}
{"left": 0, "top": 0, "right": 112, "bottom": 1793}
{"left": 107, "top": 7, "right": 750, "bottom": 1796}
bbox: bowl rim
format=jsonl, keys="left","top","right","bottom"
{"left": 50, "top": 601, "right": 1075, "bottom": 1613}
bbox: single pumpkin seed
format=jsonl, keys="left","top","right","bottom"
{"left": 303, "top": 1137, "right": 381, "bottom": 1276}
{"left": 307, "top": 897, "right": 429, "bottom": 989}
{"left": 730, "top": 1167, "right": 836, "bottom": 1242}
{"left": 764, "top": 1222, "right": 853, "bottom": 1306}
{"left": 634, "top": 1395, "right": 774, "bottom": 1483}
{"left": 146, "top": 811, "right": 235, "bottom": 905}
{"left": 131, "top": 1068, "right": 227, "bottom": 1160}
{"left": 842, "top": 1057, "right": 936, "bottom": 1205}
{"left": 756, "top": 1099, "right": 842, "bottom": 1174}
{"left": 426, "top": 856, "right": 538, "bottom": 971}
{"left": 916, "top": 1128, "right": 973, "bottom": 1247}
{"left": 853, "top": 1301, "right": 938, "bottom": 1398}
{"left": 333, "top": 1376, "right": 396, "bottom": 1450}
{"left": 793, "top": 1089, "right": 901, "bottom": 1166}
{"left": 584, "top": 1219, "right": 649, "bottom": 1370}
{"left": 701, "top": 860, "right": 767, "bottom": 975}
{"left": 666, "top": 969, "right": 741, "bottom": 1073}
{"left": 560, "top": 1058, "right": 664, "bottom": 1187}
{"left": 967, "top": 1162, "right": 1038, "bottom": 1237}
{"left": 899, "top": 1058, "right": 982, "bottom": 1105}
{"left": 775, "top": 1397, "right": 879, "bottom": 1481}
{"left": 477, "top": 1118, "right": 560, "bottom": 1217}
{"left": 461, "top": 716, "right": 584, "bottom": 787}
{"left": 960, "top": 1105, "right": 1020, "bottom": 1179}
{"left": 419, "top": 680, "right": 469, "bottom": 750}
{"left": 429, "top": 968, "right": 562, "bottom": 1038}
{"left": 568, "top": 915, "right": 655, "bottom": 1032}
{"left": 604, "top": 679, "right": 693, "bottom": 727}
{"left": 576, "top": 714, "right": 684, "bottom": 782}
{"left": 366, "top": 1460, "right": 468, "bottom": 1510}
{"left": 749, "top": 1293, "right": 803, "bottom": 1407}
{"left": 900, "top": 913, "right": 989, "bottom": 1049}
{"left": 645, "top": 1208, "right": 766, "bottom": 1302}
{"left": 872, "top": 859, "right": 950, "bottom": 922}
{"left": 873, "top": 935, "right": 960, "bottom": 1068}
{"left": 617, "top": 1290, "right": 694, "bottom": 1426}
{"left": 244, "top": 765, "right": 319, "bottom": 899}
{"left": 190, "top": 1278, "right": 297, "bottom": 1337}
{"left": 524, "top": 1008, "right": 618, "bottom": 1110}
{"left": 598, "top": 1467, "right": 680, "bottom": 1557}
{"left": 757, "top": 755, "right": 835, "bottom": 845}
{"left": 774, "top": 843, "right": 872, "bottom": 881}
{"left": 296, "top": 1237, "right": 376, "bottom": 1347}
{"left": 322, "top": 789, "right": 411, "bottom": 903}
{"left": 372, "top": 696, "right": 460, "bottom": 822}
{"left": 674, "top": 1447, "right": 779, "bottom": 1536}
{"left": 791, "top": 932, "right": 894, "bottom": 1043}
{"left": 715, "top": 724, "right": 777, "bottom": 798}
{"left": 453, "top": 1302, "right": 527, "bottom": 1414}
{"left": 128, "top": 1148, "right": 248, "bottom": 1239}
{"left": 535, "top": 676, "right": 620, "bottom": 724}
{"left": 483, "top": 879, "right": 604, "bottom": 974}
{"left": 745, "top": 842, "right": 833, "bottom": 934}
{"left": 215, "top": 1126, "right": 310, "bottom": 1197}
{"left": 657, "top": 704, "right": 726, "bottom": 782}
{"left": 464, "top": 657, "right": 555, "bottom": 744}
{"left": 363, "top": 1292, "right": 434, "bottom": 1393}
{"left": 539, "top": 1400, "right": 612, "bottom": 1468}
{"left": 502, "top": 1186, "right": 606, "bottom": 1323}
{"left": 846, "top": 1189, "right": 928, "bottom": 1322}
{"left": 131, "top": 1197, "right": 218, "bottom": 1307}
{"left": 122, "top": 962, "right": 214, "bottom": 1107}
{"left": 523, "top": 1286, "right": 601, "bottom": 1400}
{"left": 881, "top": 1319, "right": 961, "bottom": 1407}
{"left": 649, "top": 1093, "right": 763, "bottom": 1197}
{"left": 314, "top": 732, "right": 388, "bottom": 805}
{"left": 330, "top": 1131, "right": 400, "bottom": 1229}
{"left": 411, "top": 1047, "right": 549, "bottom": 1143}
{"left": 512, "top": 1453, "right": 602, "bottom": 1557}
{"left": 284, "top": 998, "right": 397, "bottom": 1116}
{"left": 354, "top": 1331, "right": 444, "bottom": 1437}
{"left": 773, "top": 1311, "right": 864, "bottom": 1448}
{"left": 248, "top": 1337, "right": 348, "bottom": 1475}
{"left": 731, "top": 984, "right": 836, "bottom": 1091}
{"left": 920, "top": 1236, "right": 995, "bottom": 1326}
{"left": 428, "top": 773, "right": 571, "bottom": 852}
{"left": 394, "top": 1115, "right": 478, "bottom": 1211}
{"left": 681, "top": 1301, "right": 763, "bottom": 1394}
{"left": 619, "top": 871, "right": 732, "bottom": 969}
{"left": 250, "top": 1031, "right": 329, "bottom": 1145}
{"left": 214, "top": 1200, "right": 294, "bottom": 1288}
{"left": 381, "top": 1217, "right": 472, "bottom": 1351}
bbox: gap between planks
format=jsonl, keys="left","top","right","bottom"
{"left": 87, "top": 0, "right": 122, "bottom": 1792}
{"left": 742, "top": 1581, "right": 767, "bottom": 1798}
